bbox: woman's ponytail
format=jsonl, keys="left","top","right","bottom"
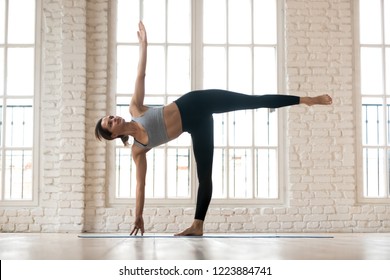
{"left": 121, "top": 135, "right": 130, "bottom": 147}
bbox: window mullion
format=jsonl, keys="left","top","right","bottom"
{"left": 0, "top": 0, "right": 6, "bottom": 200}
{"left": 384, "top": 97, "right": 389, "bottom": 196}
{"left": 140, "top": 0, "right": 144, "bottom": 20}
{"left": 381, "top": 0, "right": 389, "bottom": 197}
{"left": 192, "top": 0, "right": 202, "bottom": 90}
{"left": 4, "top": 0, "right": 8, "bottom": 44}
{"left": 250, "top": 0, "right": 256, "bottom": 199}
{"left": 382, "top": 0, "right": 390, "bottom": 196}
{"left": 164, "top": 0, "right": 168, "bottom": 199}
{"left": 387, "top": 103, "right": 390, "bottom": 196}
{"left": 191, "top": 0, "right": 201, "bottom": 202}
{"left": 225, "top": 0, "right": 231, "bottom": 198}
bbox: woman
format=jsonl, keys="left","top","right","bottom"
{"left": 95, "top": 22, "right": 333, "bottom": 236}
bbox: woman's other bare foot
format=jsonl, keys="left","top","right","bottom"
{"left": 300, "top": 94, "right": 333, "bottom": 106}
{"left": 174, "top": 219, "right": 204, "bottom": 236}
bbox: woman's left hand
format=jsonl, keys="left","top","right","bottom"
{"left": 137, "top": 21, "right": 147, "bottom": 45}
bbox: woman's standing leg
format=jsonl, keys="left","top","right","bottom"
{"left": 192, "top": 116, "right": 214, "bottom": 221}
{"left": 175, "top": 116, "right": 214, "bottom": 236}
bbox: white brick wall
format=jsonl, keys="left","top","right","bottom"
{"left": 0, "top": 0, "right": 389, "bottom": 233}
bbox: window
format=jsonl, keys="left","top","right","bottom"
{"left": 359, "top": 0, "right": 390, "bottom": 199}
{"left": 111, "top": 0, "right": 282, "bottom": 204}
{"left": 0, "top": 0, "right": 39, "bottom": 204}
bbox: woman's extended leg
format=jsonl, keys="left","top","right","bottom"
{"left": 175, "top": 89, "right": 332, "bottom": 132}
{"left": 175, "top": 116, "right": 214, "bottom": 236}
{"left": 175, "top": 90, "right": 299, "bottom": 131}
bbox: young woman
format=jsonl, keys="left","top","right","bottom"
{"left": 95, "top": 22, "right": 333, "bottom": 236}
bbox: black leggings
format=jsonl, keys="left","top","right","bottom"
{"left": 174, "top": 90, "right": 300, "bottom": 221}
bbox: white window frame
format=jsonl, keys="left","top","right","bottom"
{"left": 0, "top": 0, "right": 41, "bottom": 206}
{"left": 108, "top": 0, "right": 286, "bottom": 206}
{"left": 356, "top": 0, "right": 390, "bottom": 203}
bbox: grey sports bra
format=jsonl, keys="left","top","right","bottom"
{"left": 132, "top": 106, "right": 169, "bottom": 149}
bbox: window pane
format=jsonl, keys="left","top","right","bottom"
{"left": 254, "top": 47, "right": 277, "bottom": 94}
{"left": 6, "top": 99, "right": 33, "bottom": 147}
{"left": 255, "top": 109, "right": 278, "bottom": 146}
{"left": 229, "top": 111, "right": 252, "bottom": 146}
{"left": 117, "top": 0, "right": 139, "bottom": 43}
{"left": 118, "top": 148, "right": 167, "bottom": 199}
{"left": 362, "top": 97, "right": 384, "bottom": 146}
{"left": 143, "top": 0, "right": 166, "bottom": 43}
{"left": 256, "top": 148, "right": 278, "bottom": 198}
{"left": 115, "top": 100, "right": 131, "bottom": 145}
{"left": 229, "top": 149, "right": 252, "bottom": 198}
{"left": 116, "top": 97, "right": 128, "bottom": 112}
{"left": 203, "top": 47, "right": 226, "bottom": 89}
{"left": 8, "top": 0, "right": 35, "bottom": 44}
{"left": 360, "top": 47, "right": 384, "bottom": 95}
{"left": 167, "top": 133, "right": 191, "bottom": 147}
{"left": 212, "top": 148, "right": 227, "bottom": 198}
{"left": 167, "top": 46, "right": 190, "bottom": 94}
{"left": 228, "top": 47, "right": 251, "bottom": 92}
{"left": 0, "top": 0, "right": 4, "bottom": 44}
{"left": 228, "top": 0, "right": 251, "bottom": 44}
{"left": 363, "top": 148, "right": 385, "bottom": 197}
{"left": 385, "top": 0, "right": 390, "bottom": 44}
{"left": 145, "top": 148, "right": 165, "bottom": 198}
{"left": 214, "top": 113, "right": 227, "bottom": 146}
{"left": 387, "top": 48, "right": 390, "bottom": 95}
{"left": 146, "top": 46, "right": 165, "bottom": 94}
{"left": 203, "top": 0, "right": 226, "bottom": 44}
{"left": 4, "top": 150, "right": 32, "bottom": 200}
{"left": 7, "top": 48, "right": 35, "bottom": 95}
{"left": 254, "top": 0, "right": 277, "bottom": 44}
{"left": 116, "top": 46, "right": 138, "bottom": 94}
{"left": 116, "top": 147, "right": 134, "bottom": 198}
{"left": 168, "top": 0, "right": 191, "bottom": 43}
{"left": 144, "top": 97, "right": 164, "bottom": 106}
{"left": 360, "top": 0, "right": 382, "bottom": 44}
{"left": 167, "top": 148, "right": 191, "bottom": 198}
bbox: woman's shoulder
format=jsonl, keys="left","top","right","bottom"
{"left": 130, "top": 104, "right": 149, "bottom": 118}
{"left": 131, "top": 142, "right": 150, "bottom": 157}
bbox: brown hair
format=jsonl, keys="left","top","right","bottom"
{"left": 95, "top": 118, "right": 129, "bottom": 146}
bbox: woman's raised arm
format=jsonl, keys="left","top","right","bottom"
{"left": 130, "top": 21, "right": 148, "bottom": 116}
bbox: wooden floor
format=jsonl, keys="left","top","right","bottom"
{"left": 1, "top": 233, "right": 390, "bottom": 260}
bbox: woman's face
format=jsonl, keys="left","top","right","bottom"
{"left": 101, "top": 115, "right": 125, "bottom": 137}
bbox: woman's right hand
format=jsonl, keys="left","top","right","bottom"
{"left": 130, "top": 216, "right": 145, "bottom": 236}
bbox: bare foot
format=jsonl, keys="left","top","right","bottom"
{"left": 300, "top": 94, "right": 332, "bottom": 106}
{"left": 174, "top": 219, "right": 204, "bottom": 236}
